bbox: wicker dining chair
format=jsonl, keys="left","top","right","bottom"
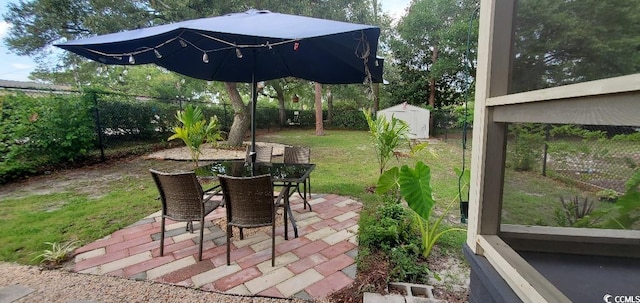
{"left": 283, "top": 146, "right": 312, "bottom": 210}
{"left": 218, "top": 174, "right": 285, "bottom": 266}
{"left": 150, "top": 169, "right": 222, "bottom": 261}
{"left": 245, "top": 145, "right": 273, "bottom": 163}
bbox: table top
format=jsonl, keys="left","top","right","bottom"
{"left": 195, "top": 160, "right": 315, "bottom": 183}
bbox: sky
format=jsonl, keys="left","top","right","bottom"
{"left": 0, "top": 0, "right": 410, "bottom": 82}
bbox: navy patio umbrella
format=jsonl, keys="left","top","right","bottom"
{"left": 56, "top": 9, "right": 384, "bottom": 159}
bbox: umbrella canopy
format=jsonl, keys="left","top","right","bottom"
{"left": 56, "top": 9, "right": 384, "bottom": 158}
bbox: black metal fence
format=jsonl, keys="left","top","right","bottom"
{"left": 506, "top": 123, "right": 640, "bottom": 194}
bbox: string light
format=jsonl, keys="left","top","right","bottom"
{"left": 81, "top": 29, "right": 374, "bottom": 67}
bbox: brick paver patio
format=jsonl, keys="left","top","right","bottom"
{"left": 72, "top": 193, "right": 361, "bottom": 300}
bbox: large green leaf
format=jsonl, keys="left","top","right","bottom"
{"left": 399, "top": 161, "right": 435, "bottom": 221}
{"left": 376, "top": 167, "right": 400, "bottom": 195}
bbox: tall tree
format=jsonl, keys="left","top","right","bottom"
{"left": 390, "top": 0, "right": 478, "bottom": 135}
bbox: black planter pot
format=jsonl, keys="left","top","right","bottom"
{"left": 460, "top": 201, "right": 469, "bottom": 223}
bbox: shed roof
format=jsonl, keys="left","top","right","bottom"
{"left": 378, "top": 103, "right": 430, "bottom": 113}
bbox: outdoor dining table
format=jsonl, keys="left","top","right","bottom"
{"left": 194, "top": 160, "right": 315, "bottom": 240}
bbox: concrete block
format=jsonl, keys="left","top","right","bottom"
{"left": 363, "top": 292, "right": 405, "bottom": 303}
{"left": 388, "top": 282, "right": 446, "bottom": 302}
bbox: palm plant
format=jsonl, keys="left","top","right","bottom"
{"left": 363, "top": 108, "right": 411, "bottom": 175}
{"left": 168, "top": 104, "right": 222, "bottom": 168}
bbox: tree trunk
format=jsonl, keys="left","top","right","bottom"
{"left": 373, "top": 82, "right": 380, "bottom": 113}
{"left": 326, "top": 86, "right": 333, "bottom": 126}
{"left": 270, "top": 81, "right": 286, "bottom": 126}
{"left": 428, "top": 45, "right": 439, "bottom": 136}
{"left": 224, "top": 82, "right": 250, "bottom": 146}
{"left": 314, "top": 82, "right": 324, "bottom": 136}
{"left": 428, "top": 46, "right": 438, "bottom": 108}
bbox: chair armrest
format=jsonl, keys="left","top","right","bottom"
{"left": 203, "top": 184, "right": 223, "bottom": 195}
{"left": 202, "top": 184, "right": 223, "bottom": 204}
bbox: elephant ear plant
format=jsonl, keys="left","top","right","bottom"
{"left": 169, "top": 104, "right": 222, "bottom": 169}
{"left": 376, "top": 161, "right": 466, "bottom": 258}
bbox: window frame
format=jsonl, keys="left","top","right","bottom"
{"left": 466, "top": 0, "right": 640, "bottom": 302}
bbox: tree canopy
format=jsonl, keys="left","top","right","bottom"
{"left": 388, "top": 0, "right": 479, "bottom": 109}
{"left": 510, "top": 0, "right": 640, "bottom": 93}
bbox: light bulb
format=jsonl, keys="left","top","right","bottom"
{"left": 128, "top": 55, "right": 135, "bottom": 64}
{"left": 154, "top": 49, "right": 162, "bottom": 58}
{"left": 235, "top": 48, "right": 243, "bottom": 58}
{"left": 179, "top": 39, "right": 187, "bottom": 48}
{"left": 202, "top": 52, "right": 209, "bottom": 63}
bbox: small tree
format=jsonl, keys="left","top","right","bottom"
{"left": 168, "top": 104, "right": 222, "bottom": 169}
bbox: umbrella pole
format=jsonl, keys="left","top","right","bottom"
{"left": 250, "top": 72, "right": 257, "bottom": 163}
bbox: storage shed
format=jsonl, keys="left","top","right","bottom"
{"left": 377, "top": 103, "right": 430, "bottom": 139}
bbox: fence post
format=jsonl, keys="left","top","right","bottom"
{"left": 542, "top": 125, "right": 550, "bottom": 176}
{"left": 92, "top": 92, "right": 106, "bottom": 162}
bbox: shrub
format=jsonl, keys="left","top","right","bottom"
{"left": 358, "top": 197, "right": 416, "bottom": 252}
{"left": 357, "top": 197, "right": 429, "bottom": 283}
{"left": 553, "top": 196, "right": 595, "bottom": 227}
{"left": 0, "top": 93, "right": 95, "bottom": 182}
{"left": 507, "top": 124, "right": 546, "bottom": 171}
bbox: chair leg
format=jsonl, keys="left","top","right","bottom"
{"left": 198, "top": 218, "right": 205, "bottom": 261}
{"left": 226, "top": 224, "right": 232, "bottom": 265}
{"left": 160, "top": 216, "right": 166, "bottom": 256}
{"left": 271, "top": 220, "right": 276, "bottom": 267}
{"left": 283, "top": 197, "right": 289, "bottom": 240}
{"left": 301, "top": 181, "right": 307, "bottom": 210}
{"left": 304, "top": 178, "right": 312, "bottom": 211}
{"left": 239, "top": 228, "right": 244, "bottom": 240}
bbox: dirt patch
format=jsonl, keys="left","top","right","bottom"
{"left": 145, "top": 141, "right": 287, "bottom": 161}
{"left": 0, "top": 141, "right": 291, "bottom": 201}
